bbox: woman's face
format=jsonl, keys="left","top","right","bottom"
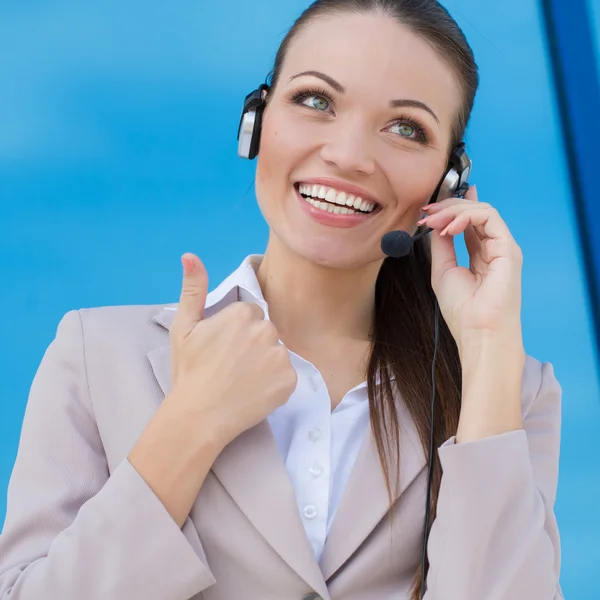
{"left": 255, "top": 11, "right": 463, "bottom": 269}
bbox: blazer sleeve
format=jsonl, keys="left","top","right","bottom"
{"left": 424, "top": 361, "right": 563, "bottom": 600}
{"left": 0, "top": 310, "right": 216, "bottom": 599}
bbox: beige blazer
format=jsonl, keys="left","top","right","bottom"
{"left": 0, "top": 303, "right": 563, "bottom": 599}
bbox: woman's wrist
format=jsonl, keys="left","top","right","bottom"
{"left": 456, "top": 323, "right": 524, "bottom": 360}
{"left": 128, "top": 395, "right": 227, "bottom": 528}
{"left": 160, "top": 390, "right": 232, "bottom": 456}
{"left": 456, "top": 330, "right": 526, "bottom": 443}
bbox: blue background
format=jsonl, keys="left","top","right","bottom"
{"left": 1, "top": 1, "right": 599, "bottom": 597}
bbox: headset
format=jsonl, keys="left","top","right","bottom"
{"left": 237, "top": 83, "right": 472, "bottom": 599}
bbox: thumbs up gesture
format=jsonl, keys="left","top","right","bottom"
{"left": 168, "top": 253, "right": 298, "bottom": 447}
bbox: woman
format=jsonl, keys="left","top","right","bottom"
{"left": 0, "top": 1, "right": 562, "bottom": 599}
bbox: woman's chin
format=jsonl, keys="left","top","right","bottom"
{"left": 285, "top": 238, "right": 381, "bottom": 270}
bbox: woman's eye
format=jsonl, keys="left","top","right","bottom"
{"left": 389, "top": 122, "right": 416, "bottom": 138}
{"left": 302, "top": 95, "right": 330, "bottom": 111}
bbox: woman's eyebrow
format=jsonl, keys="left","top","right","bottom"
{"left": 389, "top": 99, "right": 440, "bottom": 124}
{"left": 288, "top": 70, "right": 440, "bottom": 124}
{"left": 289, "top": 70, "right": 345, "bottom": 93}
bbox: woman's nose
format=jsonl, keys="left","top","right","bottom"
{"left": 319, "top": 120, "right": 376, "bottom": 176}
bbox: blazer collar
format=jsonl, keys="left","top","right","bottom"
{"left": 148, "top": 297, "right": 426, "bottom": 589}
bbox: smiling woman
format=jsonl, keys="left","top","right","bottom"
{"left": 0, "top": 1, "right": 562, "bottom": 600}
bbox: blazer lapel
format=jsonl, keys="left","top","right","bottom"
{"left": 319, "top": 394, "right": 427, "bottom": 581}
{"left": 148, "top": 306, "right": 330, "bottom": 600}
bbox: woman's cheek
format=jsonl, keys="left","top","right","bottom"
{"left": 387, "top": 159, "right": 444, "bottom": 219}
{"left": 257, "top": 111, "right": 318, "bottom": 206}
{"left": 257, "top": 119, "right": 291, "bottom": 182}
{"left": 264, "top": 118, "right": 312, "bottom": 163}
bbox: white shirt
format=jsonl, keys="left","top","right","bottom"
{"left": 202, "top": 255, "right": 372, "bottom": 561}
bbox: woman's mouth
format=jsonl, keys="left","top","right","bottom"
{"left": 293, "top": 182, "right": 382, "bottom": 228}
{"left": 295, "top": 182, "right": 380, "bottom": 216}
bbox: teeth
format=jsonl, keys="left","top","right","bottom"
{"left": 303, "top": 195, "right": 363, "bottom": 215}
{"left": 297, "top": 183, "right": 377, "bottom": 213}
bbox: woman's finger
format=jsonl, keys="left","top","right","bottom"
{"left": 171, "top": 253, "right": 209, "bottom": 340}
{"left": 463, "top": 184, "right": 478, "bottom": 202}
{"left": 427, "top": 196, "right": 479, "bottom": 279}
{"left": 464, "top": 223, "right": 483, "bottom": 262}
{"left": 461, "top": 186, "right": 486, "bottom": 243}
{"left": 421, "top": 184, "right": 478, "bottom": 214}
{"left": 420, "top": 204, "right": 512, "bottom": 244}
{"left": 429, "top": 227, "right": 459, "bottom": 284}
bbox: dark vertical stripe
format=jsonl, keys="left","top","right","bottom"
{"left": 540, "top": 0, "right": 600, "bottom": 361}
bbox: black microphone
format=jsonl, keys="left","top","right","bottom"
{"left": 380, "top": 227, "right": 433, "bottom": 258}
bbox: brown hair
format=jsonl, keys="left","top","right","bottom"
{"left": 266, "top": 1, "right": 479, "bottom": 597}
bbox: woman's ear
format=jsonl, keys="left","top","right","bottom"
{"left": 261, "top": 89, "right": 273, "bottom": 116}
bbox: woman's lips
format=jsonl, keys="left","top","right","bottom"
{"left": 294, "top": 185, "right": 381, "bottom": 228}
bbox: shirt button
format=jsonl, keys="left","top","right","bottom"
{"left": 303, "top": 594, "right": 323, "bottom": 600}
{"left": 308, "top": 464, "right": 323, "bottom": 478}
{"left": 308, "top": 428, "right": 321, "bottom": 442}
{"left": 302, "top": 505, "right": 318, "bottom": 519}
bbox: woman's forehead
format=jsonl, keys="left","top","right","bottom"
{"left": 281, "top": 12, "right": 462, "bottom": 120}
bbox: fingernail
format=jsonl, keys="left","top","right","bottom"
{"left": 416, "top": 216, "right": 429, "bottom": 225}
{"left": 181, "top": 255, "right": 194, "bottom": 274}
{"left": 420, "top": 205, "right": 432, "bottom": 211}
{"left": 440, "top": 225, "right": 450, "bottom": 236}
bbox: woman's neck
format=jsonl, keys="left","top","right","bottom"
{"left": 256, "top": 236, "right": 382, "bottom": 347}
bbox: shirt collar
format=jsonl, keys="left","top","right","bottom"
{"left": 205, "top": 254, "right": 265, "bottom": 308}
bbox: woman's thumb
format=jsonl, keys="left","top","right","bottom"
{"left": 175, "top": 253, "right": 209, "bottom": 334}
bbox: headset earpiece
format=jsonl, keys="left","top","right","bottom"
{"left": 430, "top": 142, "right": 472, "bottom": 204}
{"left": 237, "top": 84, "right": 270, "bottom": 160}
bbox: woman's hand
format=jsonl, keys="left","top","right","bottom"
{"left": 418, "top": 186, "right": 526, "bottom": 441}
{"left": 128, "top": 254, "right": 298, "bottom": 526}
{"left": 418, "top": 185, "right": 524, "bottom": 353}
{"left": 168, "top": 253, "right": 298, "bottom": 447}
